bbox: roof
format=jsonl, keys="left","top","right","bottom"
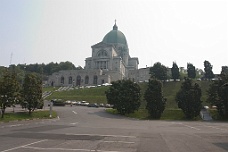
{"left": 102, "top": 22, "right": 128, "bottom": 46}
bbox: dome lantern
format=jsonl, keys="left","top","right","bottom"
{"left": 113, "top": 19, "right": 118, "bottom": 30}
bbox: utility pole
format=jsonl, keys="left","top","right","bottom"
{"left": 10, "top": 52, "right": 13, "bottom": 66}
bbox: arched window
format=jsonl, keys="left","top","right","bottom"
{"left": 97, "top": 50, "right": 108, "bottom": 57}
{"left": 93, "top": 75, "right": 97, "bottom": 85}
{"left": 76, "top": 75, "right": 81, "bottom": 86}
{"left": 85, "top": 76, "right": 89, "bottom": 84}
{"left": 61, "top": 76, "right": 64, "bottom": 84}
{"left": 69, "top": 76, "right": 72, "bottom": 84}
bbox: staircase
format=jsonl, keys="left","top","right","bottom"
{"left": 200, "top": 109, "right": 213, "bottom": 121}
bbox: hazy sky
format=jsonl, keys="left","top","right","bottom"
{"left": 0, "top": 0, "right": 227, "bottom": 73}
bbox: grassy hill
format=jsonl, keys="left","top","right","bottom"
{"left": 44, "top": 80, "right": 213, "bottom": 108}
{"left": 45, "top": 86, "right": 108, "bottom": 104}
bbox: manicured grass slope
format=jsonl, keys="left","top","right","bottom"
{"left": 139, "top": 80, "right": 212, "bottom": 109}
{"left": 45, "top": 87, "right": 108, "bottom": 104}
{"left": 45, "top": 80, "right": 212, "bottom": 108}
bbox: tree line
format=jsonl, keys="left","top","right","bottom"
{"left": 0, "top": 61, "right": 82, "bottom": 82}
{"left": 151, "top": 60, "right": 228, "bottom": 81}
{"left": 0, "top": 69, "right": 43, "bottom": 118}
{"left": 1, "top": 60, "right": 227, "bottom": 82}
{"left": 105, "top": 61, "right": 228, "bottom": 120}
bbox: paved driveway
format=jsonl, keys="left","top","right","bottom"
{"left": 0, "top": 105, "right": 228, "bottom": 152}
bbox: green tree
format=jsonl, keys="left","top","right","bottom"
{"left": 176, "top": 78, "right": 202, "bottom": 119}
{"left": 187, "top": 63, "right": 196, "bottom": 79}
{"left": 144, "top": 79, "right": 166, "bottom": 119}
{"left": 59, "top": 61, "right": 77, "bottom": 71}
{"left": 204, "top": 60, "right": 214, "bottom": 80}
{"left": 75, "top": 65, "right": 83, "bottom": 70}
{"left": 8, "top": 64, "right": 25, "bottom": 85}
{"left": 0, "top": 69, "right": 20, "bottom": 118}
{"left": 22, "top": 73, "right": 43, "bottom": 115}
{"left": 18, "top": 61, "right": 77, "bottom": 76}
{"left": 150, "top": 62, "right": 167, "bottom": 81}
{"left": 0, "top": 66, "right": 7, "bottom": 78}
{"left": 171, "top": 62, "right": 180, "bottom": 81}
{"left": 105, "top": 79, "right": 141, "bottom": 115}
{"left": 207, "top": 72, "right": 228, "bottom": 118}
{"left": 221, "top": 66, "right": 228, "bottom": 76}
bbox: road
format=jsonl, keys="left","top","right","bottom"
{"left": 0, "top": 105, "right": 228, "bottom": 152}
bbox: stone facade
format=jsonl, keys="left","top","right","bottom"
{"left": 48, "top": 23, "right": 150, "bottom": 87}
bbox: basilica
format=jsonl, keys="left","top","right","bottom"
{"left": 48, "top": 22, "right": 150, "bottom": 87}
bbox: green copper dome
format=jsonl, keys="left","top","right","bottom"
{"left": 102, "top": 23, "right": 128, "bottom": 46}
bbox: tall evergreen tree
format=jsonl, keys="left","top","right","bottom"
{"left": 144, "top": 79, "right": 166, "bottom": 119}
{"left": 204, "top": 60, "right": 214, "bottom": 80}
{"left": 171, "top": 62, "right": 180, "bottom": 81}
{"left": 207, "top": 71, "right": 228, "bottom": 118}
{"left": 187, "top": 63, "right": 196, "bottom": 79}
{"left": 221, "top": 66, "right": 228, "bottom": 76}
{"left": 176, "top": 78, "right": 202, "bottom": 119}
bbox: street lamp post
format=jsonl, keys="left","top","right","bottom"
{"left": 49, "top": 100, "right": 53, "bottom": 118}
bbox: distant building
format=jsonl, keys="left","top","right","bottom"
{"left": 48, "top": 22, "right": 150, "bottom": 87}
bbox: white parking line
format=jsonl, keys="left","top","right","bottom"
{"left": 1, "top": 139, "right": 47, "bottom": 152}
{"left": 72, "top": 111, "right": 77, "bottom": 114}
{"left": 9, "top": 124, "right": 23, "bottom": 127}
{"left": 1, "top": 124, "right": 25, "bottom": 129}
{"left": 103, "top": 141, "right": 135, "bottom": 144}
{"left": 65, "top": 133, "right": 136, "bottom": 138}
{"left": 181, "top": 124, "right": 200, "bottom": 131}
{"left": 24, "top": 146, "right": 122, "bottom": 152}
{"left": 204, "top": 125, "right": 227, "bottom": 131}
{"left": 70, "top": 122, "right": 79, "bottom": 125}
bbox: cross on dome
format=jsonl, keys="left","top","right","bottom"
{"left": 113, "top": 19, "right": 118, "bottom": 30}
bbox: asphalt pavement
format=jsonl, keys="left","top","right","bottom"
{"left": 0, "top": 105, "right": 228, "bottom": 152}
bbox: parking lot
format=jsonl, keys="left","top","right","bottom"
{"left": 1, "top": 105, "right": 228, "bottom": 152}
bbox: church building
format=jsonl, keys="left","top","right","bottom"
{"left": 48, "top": 22, "right": 150, "bottom": 87}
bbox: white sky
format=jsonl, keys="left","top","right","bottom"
{"left": 0, "top": 0, "right": 227, "bottom": 74}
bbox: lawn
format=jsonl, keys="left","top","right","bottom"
{"left": 44, "top": 81, "right": 212, "bottom": 109}
{"left": 139, "top": 80, "right": 212, "bottom": 109}
{"left": 45, "top": 86, "right": 108, "bottom": 104}
{"left": 106, "top": 108, "right": 192, "bottom": 120}
{"left": 43, "top": 87, "right": 59, "bottom": 92}
{"left": 0, "top": 110, "right": 57, "bottom": 122}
